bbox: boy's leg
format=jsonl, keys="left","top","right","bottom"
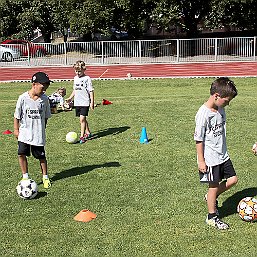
{"left": 217, "top": 175, "right": 238, "bottom": 197}
{"left": 207, "top": 183, "right": 219, "bottom": 214}
{"left": 39, "top": 158, "right": 48, "bottom": 176}
{"left": 31, "top": 145, "right": 51, "bottom": 188}
{"left": 79, "top": 107, "right": 91, "bottom": 137}
{"left": 18, "top": 154, "right": 28, "bottom": 176}
{"left": 80, "top": 115, "right": 86, "bottom": 137}
{"left": 85, "top": 118, "right": 91, "bottom": 135}
{"left": 206, "top": 183, "right": 229, "bottom": 230}
{"left": 216, "top": 159, "right": 237, "bottom": 197}
{"left": 18, "top": 142, "right": 31, "bottom": 178}
{"left": 39, "top": 158, "right": 51, "bottom": 188}
{"left": 79, "top": 115, "right": 86, "bottom": 143}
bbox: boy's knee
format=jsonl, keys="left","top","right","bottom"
{"left": 228, "top": 175, "right": 238, "bottom": 186}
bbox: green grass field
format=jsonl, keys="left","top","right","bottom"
{"left": 0, "top": 78, "right": 257, "bottom": 257}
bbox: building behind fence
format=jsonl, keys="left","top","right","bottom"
{"left": 0, "top": 37, "right": 256, "bottom": 67}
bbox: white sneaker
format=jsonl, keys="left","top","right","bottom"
{"left": 206, "top": 216, "right": 229, "bottom": 230}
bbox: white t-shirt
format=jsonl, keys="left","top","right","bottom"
{"left": 14, "top": 92, "right": 51, "bottom": 146}
{"left": 73, "top": 75, "right": 94, "bottom": 106}
{"left": 194, "top": 104, "right": 229, "bottom": 166}
{"left": 49, "top": 92, "right": 64, "bottom": 105}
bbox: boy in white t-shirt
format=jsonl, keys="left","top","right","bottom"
{"left": 66, "top": 60, "right": 95, "bottom": 144}
{"left": 194, "top": 77, "right": 238, "bottom": 230}
{"left": 14, "top": 72, "right": 52, "bottom": 188}
{"left": 48, "top": 87, "right": 66, "bottom": 113}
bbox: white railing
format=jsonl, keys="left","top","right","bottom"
{"left": 0, "top": 37, "right": 256, "bottom": 67}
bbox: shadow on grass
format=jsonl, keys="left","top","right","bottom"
{"left": 219, "top": 187, "right": 257, "bottom": 218}
{"left": 51, "top": 161, "right": 121, "bottom": 182}
{"left": 34, "top": 191, "right": 47, "bottom": 199}
{"left": 90, "top": 126, "right": 130, "bottom": 140}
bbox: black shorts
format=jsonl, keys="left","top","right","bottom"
{"left": 18, "top": 141, "right": 46, "bottom": 159}
{"left": 75, "top": 106, "right": 89, "bottom": 117}
{"left": 199, "top": 159, "right": 236, "bottom": 184}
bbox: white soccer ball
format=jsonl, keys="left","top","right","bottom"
{"left": 237, "top": 197, "right": 257, "bottom": 222}
{"left": 16, "top": 179, "right": 38, "bottom": 200}
{"left": 66, "top": 131, "right": 78, "bottom": 143}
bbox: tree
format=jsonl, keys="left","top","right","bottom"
{"left": 205, "top": 0, "right": 257, "bottom": 34}
{"left": 68, "top": 0, "right": 115, "bottom": 40}
{"left": 16, "top": 0, "right": 56, "bottom": 42}
{"left": 0, "top": 0, "right": 24, "bottom": 40}
{"left": 51, "top": 0, "right": 77, "bottom": 42}
{"left": 151, "top": 0, "right": 212, "bottom": 38}
{"left": 111, "top": 0, "right": 158, "bottom": 38}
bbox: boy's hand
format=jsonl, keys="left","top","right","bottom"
{"left": 13, "top": 129, "right": 19, "bottom": 139}
{"left": 198, "top": 161, "right": 207, "bottom": 173}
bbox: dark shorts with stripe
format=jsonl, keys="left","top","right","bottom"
{"left": 75, "top": 106, "right": 89, "bottom": 117}
{"left": 199, "top": 159, "right": 236, "bottom": 184}
{"left": 18, "top": 141, "right": 46, "bottom": 159}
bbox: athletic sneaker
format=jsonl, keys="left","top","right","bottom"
{"left": 79, "top": 136, "right": 86, "bottom": 144}
{"left": 206, "top": 216, "right": 229, "bottom": 230}
{"left": 204, "top": 193, "right": 219, "bottom": 216}
{"left": 43, "top": 178, "right": 51, "bottom": 188}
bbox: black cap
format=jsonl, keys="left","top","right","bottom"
{"left": 32, "top": 72, "right": 53, "bottom": 84}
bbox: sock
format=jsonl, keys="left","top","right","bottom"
{"left": 22, "top": 173, "right": 29, "bottom": 179}
{"left": 43, "top": 175, "right": 49, "bottom": 180}
{"left": 208, "top": 213, "right": 217, "bottom": 220}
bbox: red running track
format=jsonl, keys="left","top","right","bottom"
{"left": 0, "top": 62, "right": 257, "bottom": 82}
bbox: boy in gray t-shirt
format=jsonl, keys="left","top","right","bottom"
{"left": 194, "top": 77, "right": 238, "bottom": 230}
{"left": 14, "top": 72, "right": 52, "bottom": 188}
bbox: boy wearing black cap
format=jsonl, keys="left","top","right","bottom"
{"left": 14, "top": 72, "right": 53, "bottom": 188}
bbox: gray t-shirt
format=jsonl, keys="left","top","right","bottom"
{"left": 14, "top": 92, "right": 51, "bottom": 146}
{"left": 194, "top": 104, "right": 229, "bottom": 166}
{"left": 73, "top": 75, "right": 94, "bottom": 106}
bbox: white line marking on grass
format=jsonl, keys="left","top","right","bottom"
{"left": 99, "top": 69, "right": 109, "bottom": 78}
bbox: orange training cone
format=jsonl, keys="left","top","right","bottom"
{"left": 74, "top": 209, "right": 97, "bottom": 222}
{"left": 2, "top": 129, "right": 12, "bottom": 134}
{"left": 102, "top": 99, "right": 112, "bottom": 105}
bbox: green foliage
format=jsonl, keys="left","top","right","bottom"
{"left": 152, "top": 0, "right": 212, "bottom": 36}
{"left": 205, "top": 0, "right": 257, "bottom": 31}
{"left": 1, "top": 0, "right": 257, "bottom": 41}
{"left": 69, "top": 0, "right": 116, "bottom": 35}
{"left": 0, "top": 78, "right": 257, "bottom": 256}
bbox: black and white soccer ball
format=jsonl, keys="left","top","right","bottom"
{"left": 16, "top": 179, "right": 38, "bottom": 200}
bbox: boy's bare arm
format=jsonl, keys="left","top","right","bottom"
{"left": 66, "top": 90, "right": 75, "bottom": 102}
{"left": 90, "top": 91, "right": 94, "bottom": 110}
{"left": 196, "top": 141, "right": 207, "bottom": 172}
{"left": 14, "top": 118, "right": 20, "bottom": 139}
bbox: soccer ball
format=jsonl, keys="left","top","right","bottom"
{"left": 66, "top": 131, "right": 78, "bottom": 143}
{"left": 16, "top": 179, "right": 38, "bottom": 200}
{"left": 237, "top": 197, "right": 257, "bottom": 222}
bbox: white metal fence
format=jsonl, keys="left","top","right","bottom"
{"left": 0, "top": 36, "right": 256, "bottom": 67}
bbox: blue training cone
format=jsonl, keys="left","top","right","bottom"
{"left": 140, "top": 127, "right": 149, "bottom": 144}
